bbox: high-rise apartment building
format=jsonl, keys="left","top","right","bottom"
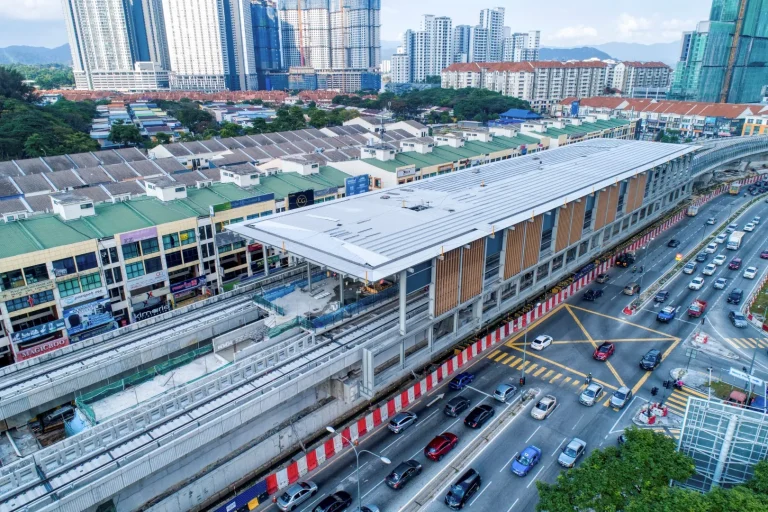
{"left": 251, "top": 0, "right": 281, "bottom": 85}
{"left": 669, "top": 0, "right": 768, "bottom": 103}
{"left": 62, "top": 0, "right": 170, "bottom": 91}
{"left": 612, "top": 61, "right": 672, "bottom": 98}
{"left": 478, "top": 7, "right": 504, "bottom": 62}
{"left": 468, "top": 26, "right": 488, "bottom": 63}
{"left": 162, "top": 0, "right": 257, "bottom": 91}
{"left": 391, "top": 53, "right": 411, "bottom": 84}
{"left": 502, "top": 30, "right": 540, "bottom": 62}
{"left": 421, "top": 15, "right": 453, "bottom": 77}
{"left": 453, "top": 25, "right": 471, "bottom": 63}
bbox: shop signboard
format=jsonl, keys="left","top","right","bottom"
{"left": 130, "top": 286, "right": 170, "bottom": 306}
{"left": 287, "top": 189, "right": 315, "bottom": 210}
{"left": 209, "top": 193, "right": 274, "bottom": 216}
{"left": 15, "top": 337, "right": 69, "bottom": 361}
{"left": 63, "top": 298, "right": 115, "bottom": 336}
{"left": 120, "top": 226, "right": 158, "bottom": 245}
{"left": 134, "top": 302, "right": 172, "bottom": 322}
{"left": 59, "top": 287, "right": 107, "bottom": 307}
{"left": 170, "top": 276, "right": 207, "bottom": 295}
{"left": 345, "top": 174, "right": 370, "bottom": 197}
{"left": 396, "top": 167, "right": 416, "bottom": 178}
{"left": 126, "top": 270, "right": 168, "bottom": 291}
{"left": 0, "top": 280, "right": 54, "bottom": 302}
{"left": 11, "top": 319, "right": 66, "bottom": 344}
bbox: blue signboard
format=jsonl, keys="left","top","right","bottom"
{"left": 570, "top": 101, "right": 580, "bottom": 117}
{"left": 11, "top": 319, "right": 66, "bottom": 344}
{"left": 63, "top": 298, "right": 115, "bottom": 337}
{"left": 345, "top": 174, "right": 370, "bottom": 197}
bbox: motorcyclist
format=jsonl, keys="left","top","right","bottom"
{"left": 585, "top": 372, "right": 592, "bottom": 385}
{"left": 632, "top": 265, "right": 637, "bottom": 273}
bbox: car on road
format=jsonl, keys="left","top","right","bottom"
{"left": 593, "top": 342, "right": 615, "bottom": 361}
{"left": 714, "top": 277, "right": 727, "bottom": 289}
{"left": 705, "top": 242, "right": 718, "bottom": 254}
{"left": 728, "top": 223, "right": 738, "bottom": 233}
{"left": 640, "top": 349, "right": 662, "bottom": 370}
{"left": 616, "top": 252, "right": 636, "bottom": 267}
{"left": 385, "top": 460, "right": 422, "bottom": 490}
{"left": 530, "top": 334, "right": 553, "bottom": 351}
{"left": 582, "top": 289, "right": 603, "bottom": 301}
{"left": 444, "top": 468, "right": 481, "bottom": 510}
{"left": 531, "top": 395, "right": 557, "bottom": 420}
{"left": 754, "top": 216, "right": 761, "bottom": 225}
{"left": 312, "top": 491, "right": 352, "bottom": 512}
{"left": 654, "top": 290, "right": 670, "bottom": 303}
{"left": 610, "top": 386, "right": 633, "bottom": 409}
{"left": 557, "top": 438, "right": 587, "bottom": 468}
{"left": 277, "top": 481, "right": 319, "bottom": 511}
{"left": 579, "top": 383, "right": 605, "bottom": 406}
{"left": 713, "top": 254, "right": 727, "bottom": 265}
{"left": 464, "top": 405, "right": 495, "bottom": 428}
{"left": 744, "top": 222, "right": 756, "bottom": 232}
{"left": 351, "top": 506, "right": 379, "bottom": 512}
{"left": 667, "top": 239, "right": 681, "bottom": 247}
{"left": 744, "top": 266, "right": 758, "bottom": 279}
{"left": 595, "top": 273, "right": 610, "bottom": 283}
{"left": 683, "top": 262, "right": 697, "bottom": 274}
{"left": 761, "top": 250, "right": 768, "bottom": 259}
{"left": 424, "top": 432, "right": 458, "bottom": 461}
{"left": 511, "top": 446, "right": 542, "bottom": 476}
{"left": 449, "top": 372, "right": 475, "bottom": 391}
{"left": 388, "top": 411, "right": 417, "bottom": 434}
{"left": 727, "top": 288, "right": 744, "bottom": 305}
{"left": 729, "top": 257, "right": 743, "bottom": 270}
{"left": 657, "top": 306, "right": 677, "bottom": 322}
{"left": 716, "top": 233, "right": 728, "bottom": 244}
{"left": 695, "top": 252, "right": 708, "bottom": 262}
{"left": 703, "top": 263, "right": 717, "bottom": 275}
{"left": 493, "top": 383, "right": 517, "bottom": 403}
{"left": 706, "top": 217, "right": 716, "bottom": 225}
{"left": 623, "top": 282, "right": 640, "bottom": 296}
{"left": 688, "top": 277, "right": 705, "bottom": 290}
{"left": 729, "top": 310, "right": 748, "bottom": 328}
{"left": 444, "top": 396, "right": 471, "bottom": 417}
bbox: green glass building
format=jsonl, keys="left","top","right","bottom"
{"left": 669, "top": 0, "right": 768, "bottom": 103}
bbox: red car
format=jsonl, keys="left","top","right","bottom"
{"left": 761, "top": 250, "right": 768, "bottom": 259}
{"left": 424, "top": 432, "right": 459, "bottom": 461}
{"left": 729, "top": 258, "right": 743, "bottom": 270}
{"left": 593, "top": 342, "right": 615, "bottom": 361}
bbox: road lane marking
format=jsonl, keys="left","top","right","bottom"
{"left": 525, "top": 363, "right": 538, "bottom": 374}
{"left": 563, "top": 376, "right": 571, "bottom": 384}
{"left": 381, "top": 408, "right": 440, "bottom": 453}
{"left": 493, "top": 352, "right": 507, "bottom": 362}
{"left": 564, "top": 305, "right": 627, "bottom": 388}
{"left": 526, "top": 425, "right": 541, "bottom": 443}
{"left": 298, "top": 494, "right": 325, "bottom": 512}
{"left": 501, "top": 354, "right": 517, "bottom": 364}
{"left": 509, "top": 358, "right": 522, "bottom": 368}
{"left": 340, "top": 460, "right": 370, "bottom": 484}
{"left": 506, "top": 346, "right": 618, "bottom": 391}
{"left": 519, "top": 361, "right": 531, "bottom": 370}
{"left": 487, "top": 350, "right": 500, "bottom": 359}
{"left": 468, "top": 479, "right": 491, "bottom": 506}
{"left": 572, "top": 380, "right": 580, "bottom": 387}
{"left": 568, "top": 304, "right": 679, "bottom": 338}
{"left": 466, "top": 385, "right": 493, "bottom": 398}
{"left": 572, "top": 413, "right": 585, "bottom": 430}
{"left": 550, "top": 373, "right": 562, "bottom": 383}
{"left": 543, "top": 370, "right": 554, "bottom": 379}
{"left": 360, "top": 480, "right": 384, "bottom": 500}
{"left": 506, "top": 498, "right": 520, "bottom": 512}
{"left": 534, "top": 366, "right": 547, "bottom": 377}
{"left": 551, "top": 437, "right": 567, "bottom": 457}
{"left": 500, "top": 451, "right": 519, "bottom": 472}
{"left": 526, "top": 464, "right": 548, "bottom": 488}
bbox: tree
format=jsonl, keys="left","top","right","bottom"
{"left": 154, "top": 132, "right": 172, "bottom": 145}
{"left": 423, "top": 75, "right": 441, "bottom": 84}
{"left": 108, "top": 120, "right": 143, "bottom": 146}
{"left": 23, "top": 133, "right": 50, "bottom": 157}
{"left": 0, "top": 66, "right": 38, "bottom": 102}
{"left": 219, "top": 122, "right": 242, "bottom": 138}
{"left": 7, "top": 64, "right": 75, "bottom": 90}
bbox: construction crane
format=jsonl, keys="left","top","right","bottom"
{"left": 719, "top": 0, "right": 748, "bottom": 103}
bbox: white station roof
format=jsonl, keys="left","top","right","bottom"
{"left": 227, "top": 139, "right": 697, "bottom": 280}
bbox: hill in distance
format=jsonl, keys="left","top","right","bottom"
{"left": 0, "top": 44, "right": 71, "bottom": 65}
{"left": 539, "top": 47, "right": 613, "bottom": 61}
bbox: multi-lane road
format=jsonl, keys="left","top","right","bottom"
{"left": 253, "top": 190, "right": 768, "bottom": 512}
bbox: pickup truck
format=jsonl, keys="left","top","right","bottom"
{"left": 687, "top": 299, "right": 708, "bottom": 318}
{"left": 656, "top": 306, "right": 677, "bottom": 322}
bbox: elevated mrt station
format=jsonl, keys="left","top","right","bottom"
{"left": 228, "top": 138, "right": 697, "bottom": 397}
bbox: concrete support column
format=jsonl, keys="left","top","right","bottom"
{"left": 498, "top": 229, "right": 508, "bottom": 280}
{"left": 399, "top": 270, "right": 407, "bottom": 336}
{"left": 263, "top": 245, "right": 269, "bottom": 277}
{"left": 427, "top": 326, "right": 433, "bottom": 352}
{"left": 453, "top": 311, "right": 459, "bottom": 333}
{"left": 399, "top": 339, "right": 406, "bottom": 368}
{"left": 428, "top": 257, "right": 437, "bottom": 319}
{"left": 473, "top": 298, "right": 483, "bottom": 324}
{"left": 307, "top": 262, "right": 312, "bottom": 292}
{"left": 712, "top": 414, "right": 739, "bottom": 488}
{"left": 338, "top": 272, "right": 344, "bottom": 304}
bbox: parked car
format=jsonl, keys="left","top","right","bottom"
{"left": 582, "top": 289, "right": 603, "bottom": 301}
{"left": 595, "top": 273, "right": 610, "bottom": 284}
{"left": 639, "top": 349, "right": 662, "bottom": 370}
{"left": 593, "top": 342, "right": 615, "bottom": 361}
{"left": 688, "top": 277, "right": 705, "bottom": 290}
{"left": 384, "top": 460, "right": 422, "bottom": 490}
{"left": 464, "top": 405, "right": 494, "bottom": 428}
{"left": 667, "top": 239, "right": 681, "bottom": 247}
{"left": 312, "top": 491, "right": 352, "bottom": 512}
{"left": 493, "top": 383, "right": 517, "bottom": 403}
{"left": 531, "top": 395, "right": 557, "bottom": 420}
{"left": 610, "top": 386, "right": 633, "bottom": 409}
{"left": 683, "top": 262, "right": 697, "bottom": 274}
{"left": 703, "top": 263, "right": 717, "bottom": 275}
{"left": 444, "top": 468, "right": 481, "bottom": 510}
{"left": 530, "top": 335, "right": 553, "bottom": 351}
{"left": 713, "top": 254, "right": 727, "bottom": 265}
{"left": 695, "top": 252, "right": 708, "bottom": 262}
{"left": 579, "top": 383, "right": 605, "bottom": 406}
{"left": 557, "top": 438, "right": 587, "bottom": 468}
{"left": 276, "top": 481, "right": 319, "bottom": 512}
{"left": 727, "top": 288, "right": 744, "bottom": 305}
{"left": 714, "top": 277, "right": 727, "bottom": 289}
{"left": 744, "top": 266, "right": 758, "bottom": 279}
{"left": 654, "top": 290, "right": 670, "bottom": 303}
{"left": 424, "top": 432, "right": 459, "bottom": 461}
{"left": 510, "top": 446, "right": 542, "bottom": 476}
{"left": 388, "top": 411, "right": 417, "bottom": 434}
{"left": 444, "top": 396, "right": 471, "bottom": 417}
{"left": 449, "top": 372, "right": 475, "bottom": 391}
{"left": 729, "top": 310, "right": 748, "bottom": 328}
{"left": 729, "top": 257, "right": 742, "bottom": 270}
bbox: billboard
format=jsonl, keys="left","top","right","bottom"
{"left": 209, "top": 193, "right": 275, "bottom": 216}
{"left": 288, "top": 189, "right": 315, "bottom": 210}
{"left": 345, "top": 174, "right": 370, "bottom": 197}
{"left": 120, "top": 226, "right": 158, "bottom": 245}
{"left": 134, "top": 302, "right": 172, "bottom": 322}
{"left": 170, "top": 276, "right": 206, "bottom": 295}
{"left": 63, "top": 298, "right": 115, "bottom": 337}
{"left": 59, "top": 287, "right": 107, "bottom": 307}
{"left": 11, "top": 319, "right": 66, "bottom": 344}
{"left": 126, "top": 270, "right": 168, "bottom": 291}
{"left": 570, "top": 100, "right": 580, "bottom": 117}
{"left": 15, "top": 337, "right": 69, "bottom": 362}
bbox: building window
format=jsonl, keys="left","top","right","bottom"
{"left": 51, "top": 257, "right": 76, "bottom": 276}
{"left": 75, "top": 252, "right": 98, "bottom": 272}
{"left": 80, "top": 272, "right": 102, "bottom": 291}
{"left": 141, "top": 238, "right": 160, "bottom": 256}
{"left": 109, "top": 247, "right": 119, "bottom": 263}
{"left": 104, "top": 268, "right": 114, "bottom": 286}
{"left": 616, "top": 181, "right": 628, "bottom": 213}
{"left": 198, "top": 226, "right": 207, "bottom": 241}
{"left": 144, "top": 256, "right": 162, "bottom": 273}
{"left": 6, "top": 290, "right": 55, "bottom": 312}
{"left": 126, "top": 262, "right": 145, "bottom": 280}
{"left": 57, "top": 278, "right": 81, "bottom": 298}
{"left": 501, "top": 281, "right": 517, "bottom": 301}
{"left": 182, "top": 247, "right": 199, "bottom": 263}
{"left": 551, "top": 254, "right": 564, "bottom": 272}
{"left": 579, "top": 240, "right": 589, "bottom": 257}
{"left": 536, "top": 262, "right": 549, "bottom": 281}
{"left": 520, "top": 271, "right": 534, "bottom": 291}
{"left": 539, "top": 210, "right": 556, "bottom": 254}
{"left": 122, "top": 242, "right": 141, "bottom": 260}
{"left": 180, "top": 229, "right": 196, "bottom": 245}
{"left": 163, "top": 233, "right": 180, "bottom": 250}
{"left": 0, "top": 269, "right": 24, "bottom": 291}
{"left": 201, "top": 244, "right": 209, "bottom": 259}
{"left": 113, "top": 267, "right": 123, "bottom": 283}
{"left": 23, "top": 264, "right": 48, "bottom": 284}
{"left": 100, "top": 249, "right": 110, "bottom": 266}
{"left": 166, "top": 251, "right": 183, "bottom": 268}
{"left": 582, "top": 194, "right": 595, "bottom": 230}
{"left": 566, "top": 248, "right": 577, "bottom": 265}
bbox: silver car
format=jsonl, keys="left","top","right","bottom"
{"left": 558, "top": 438, "right": 586, "bottom": 468}
{"left": 610, "top": 386, "right": 633, "bottom": 409}
{"left": 388, "top": 411, "right": 417, "bottom": 433}
{"left": 276, "top": 481, "right": 318, "bottom": 511}
{"left": 579, "top": 383, "right": 604, "bottom": 406}
{"left": 493, "top": 383, "right": 518, "bottom": 402}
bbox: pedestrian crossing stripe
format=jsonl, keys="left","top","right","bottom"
{"left": 534, "top": 367, "right": 547, "bottom": 377}
{"left": 543, "top": 370, "right": 555, "bottom": 379}
{"left": 509, "top": 358, "right": 522, "bottom": 369}
{"left": 526, "top": 363, "right": 538, "bottom": 374}
{"left": 563, "top": 376, "right": 572, "bottom": 384}
{"left": 501, "top": 354, "right": 517, "bottom": 364}
{"left": 726, "top": 338, "right": 768, "bottom": 349}
{"left": 519, "top": 361, "right": 531, "bottom": 370}
{"left": 494, "top": 352, "right": 507, "bottom": 362}
{"left": 550, "top": 373, "right": 562, "bottom": 383}
{"left": 572, "top": 380, "right": 580, "bottom": 387}
{"left": 487, "top": 350, "right": 500, "bottom": 360}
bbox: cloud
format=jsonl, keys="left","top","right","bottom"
{"left": 0, "top": 0, "right": 63, "bottom": 20}
{"left": 614, "top": 12, "right": 695, "bottom": 42}
{"left": 549, "top": 25, "right": 600, "bottom": 43}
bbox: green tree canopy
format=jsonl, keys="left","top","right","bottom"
{"left": 107, "top": 120, "right": 142, "bottom": 146}
{"left": 7, "top": 64, "right": 74, "bottom": 90}
{"left": 0, "top": 66, "right": 38, "bottom": 102}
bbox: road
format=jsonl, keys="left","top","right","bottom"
{"left": 253, "top": 191, "right": 768, "bottom": 512}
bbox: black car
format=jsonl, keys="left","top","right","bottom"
{"left": 444, "top": 396, "right": 471, "bottom": 417}
{"left": 385, "top": 460, "right": 422, "bottom": 490}
{"left": 654, "top": 290, "right": 670, "bottom": 303}
{"left": 616, "top": 253, "right": 636, "bottom": 267}
{"left": 444, "top": 468, "right": 482, "bottom": 510}
{"left": 667, "top": 239, "right": 680, "bottom": 248}
{"left": 695, "top": 252, "right": 708, "bottom": 262}
{"left": 727, "top": 288, "right": 743, "bottom": 305}
{"left": 464, "top": 405, "right": 494, "bottom": 428}
{"left": 639, "top": 349, "right": 662, "bottom": 371}
{"left": 582, "top": 289, "right": 603, "bottom": 301}
{"left": 312, "top": 491, "right": 352, "bottom": 512}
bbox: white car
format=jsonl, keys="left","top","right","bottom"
{"left": 716, "top": 233, "right": 728, "bottom": 244}
{"left": 705, "top": 242, "right": 718, "bottom": 254}
{"left": 714, "top": 277, "right": 727, "bottom": 289}
{"left": 713, "top": 254, "right": 727, "bottom": 265}
{"left": 688, "top": 277, "right": 705, "bottom": 290}
{"left": 743, "top": 266, "right": 758, "bottom": 279}
{"left": 530, "top": 335, "right": 553, "bottom": 351}
{"left": 702, "top": 264, "right": 717, "bottom": 276}
{"left": 744, "top": 223, "right": 756, "bottom": 232}
{"left": 753, "top": 216, "right": 761, "bottom": 225}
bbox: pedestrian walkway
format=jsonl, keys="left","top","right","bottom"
{"left": 725, "top": 338, "right": 768, "bottom": 349}
{"left": 661, "top": 386, "right": 708, "bottom": 417}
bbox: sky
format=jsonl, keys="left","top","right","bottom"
{"left": 0, "top": 0, "right": 712, "bottom": 48}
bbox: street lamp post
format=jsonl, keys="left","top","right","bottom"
{"left": 326, "top": 426, "right": 390, "bottom": 511}
{"left": 707, "top": 367, "right": 713, "bottom": 401}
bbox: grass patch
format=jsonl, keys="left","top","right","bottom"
{"left": 749, "top": 281, "right": 768, "bottom": 318}
{"left": 709, "top": 380, "right": 759, "bottom": 402}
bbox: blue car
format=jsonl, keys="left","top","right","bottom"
{"left": 449, "top": 372, "right": 475, "bottom": 391}
{"left": 511, "top": 445, "right": 542, "bottom": 476}
{"left": 656, "top": 306, "right": 676, "bottom": 322}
